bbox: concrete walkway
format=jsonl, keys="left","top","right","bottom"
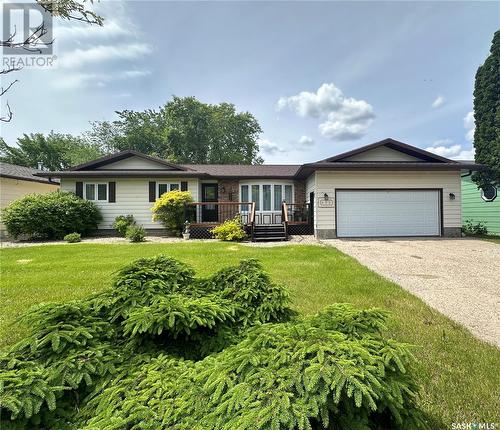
{"left": 322, "top": 238, "right": 500, "bottom": 347}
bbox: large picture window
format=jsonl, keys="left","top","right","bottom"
{"left": 84, "top": 183, "right": 108, "bottom": 201}
{"left": 240, "top": 183, "right": 293, "bottom": 211}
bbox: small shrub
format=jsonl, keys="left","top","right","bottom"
{"left": 113, "top": 215, "right": 136, "bottom": 237}
{"left": 126, "top": 225, "right": 146, "bottom": 242}
{"left": 211, "top": 215, "right": 246, "bottom": 241}
{"left": 462, "top": 219, "right": 488, "bottom": 236}
{"left": 151, "top": 190, "right": 193, "bottom": 235}
{"left": 2, "top": 191, "right": 101, "bottom": 239}
{"left": 63, "top": 232, "right": 81, "bottom": 243}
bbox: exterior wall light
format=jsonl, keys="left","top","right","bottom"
{"left": 449, "top": 193, "right": 456, "bottom": 200}
{"left": 323, "top": 193, "right": 329, "bottom": 200}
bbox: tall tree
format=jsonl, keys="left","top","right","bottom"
{"left": 89, "top": 97, "right": 263, "bottom": 164}
{"left": 0, "top": 132, "right": 103, "bottom": 170}
{"left": 472, "top": 30, "right": 500, "bottom": 187}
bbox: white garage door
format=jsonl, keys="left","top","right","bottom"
{"left": 336, "top": 190, "right": 441, "bottom": 237}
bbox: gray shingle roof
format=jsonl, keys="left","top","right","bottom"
{"left": 179, "top": 164, "right": 301, "bottom": 178}
{"left": 0, "top": 162, "right": 59, "bottom": 184}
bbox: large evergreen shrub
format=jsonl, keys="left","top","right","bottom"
{"left": 2, "top": 191, "right": 101, "bottom": 239}
{"left": 0, "top": 256, "right": 427, "bottom": 430}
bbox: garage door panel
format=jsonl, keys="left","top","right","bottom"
{"left": 336, "top": 190, "right": 440, "bottom": 237}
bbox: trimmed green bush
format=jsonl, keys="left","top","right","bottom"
{"left": 63, "top": 232, "right": 81, "bottom": 243}
{"left": 2, "top": 191, "right": 101, "bottom": 239}
{"left": 151, "top": 190, "right": 193, "bottom": 235}
{"left": 211, "top": 215, "right": 246, "bottom": 241}
{"left": 0, "top": 256, "right": 426, "bottom": 430}
{"left": 112, "top": 215, "right": 135, "bottom": 237}
{"left": 125, "top": 225, "right": 146, "bottom": 242}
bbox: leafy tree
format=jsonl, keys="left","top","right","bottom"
{"left": 89, "top": 96, "right": 264, "bottom": 164}
{"left": 0, "top": 132, "right": 103, "bottom": 170}
{"left": 472, "top": 30, "right": 500, "bottom": 187}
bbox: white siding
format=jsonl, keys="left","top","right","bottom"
{"left": 96, "top": 156, "right": 175, "bottom": 170}
{"left": 314, "top": 170, "right": 461, "bottom": 230}
{"left": 61, "top": 178, "right": 199, "bottom": 229}
{"left": 343, "top": 146, "right": 422, "bottom": 162}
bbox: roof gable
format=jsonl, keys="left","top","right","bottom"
{"left": 71, "top": 150, "right": 187, "bottom": 171}
{"left": 319, "top": 138, "right": 457, "bottom": 164}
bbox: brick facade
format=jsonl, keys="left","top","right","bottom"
{"left": 294, "top": 180, "right": 306, "bottom": 204}
{"left": 218, "top": 179, "right": 240, "bottom": 220}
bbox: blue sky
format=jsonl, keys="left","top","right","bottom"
{"left": 1, "top": 0, "right": 498, "bottom": 163}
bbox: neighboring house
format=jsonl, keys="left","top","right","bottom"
{"left": 0, "top": 162, "right": 60, "bottom": 237}
{"left": 461, "top": 172, "right": 500, "bottom": 235}
{"left": 36, "top": 138, "right": 482, "bottom": 240}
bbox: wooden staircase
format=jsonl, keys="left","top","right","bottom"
{"left": 252, "top": 224, "right": 287, "bottom": 242}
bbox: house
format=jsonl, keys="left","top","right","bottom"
{"left": 0, "top": 162, "right": 60, "bottom": 237}
{"left": 461, "top": 171, "right": 499, "bottom": 235}
{"left": 36, "top": 138, "right": 482, "bottom": 240}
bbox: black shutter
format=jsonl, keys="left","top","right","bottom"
{"left": 109, "top": 182, "right": 116, "bottom": 203}
{"left": 149, "top": 181, "right": 156, "bottom": 202}
{"left": 76, "top": 182, "right": 83, "bottom": 198}
{"left": 181, "top": 181, "right": 188, "bottom": 191}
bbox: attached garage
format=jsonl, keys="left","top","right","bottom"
{"left": 335, "top": 189, "right": 441, "bottom": 237}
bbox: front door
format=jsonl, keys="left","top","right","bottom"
{"left": 202, "top": 183, "right": 218, "bottom": 222}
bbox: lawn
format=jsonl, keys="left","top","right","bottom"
{"left": 1, "top": 242, "right": 499, "bottom": 428}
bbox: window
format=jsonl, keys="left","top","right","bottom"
{"left": 252, "top": 185, "right": 260, "bottom": 211}
{"left": 158, "top": 183, "right": 180, "bottom": 196}
{"left": 481, "top": 185, "right": 497, "bottom": 202}
{"left": 241, "top": 185, "right": 249, "bottom": 202}
{"left": 97, "top": 184, "right": 107, "bottom": 201}
{"left": 273, "top": 185, "right": 282, "bottom": 210}
{"left": 263, "top": 185, "right": 271, "bottom": 211}
{"left": 85, "top": 184, "right": 95, "bottom": 201}
{"left": 85, "top": 183, "right": 107, "bottom": 201}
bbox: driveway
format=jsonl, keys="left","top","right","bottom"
{"left": 322, "top": 238, "right": 500, "bottom": 347}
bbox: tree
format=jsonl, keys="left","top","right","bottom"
{"left": 472, "top": 30, "right": 500, "bottom": 187}
{"left": 89, "top": 96, "right": 264, "bottom": 164}
{"left": 0, "top": 132, "right": 103, "bottom": 170}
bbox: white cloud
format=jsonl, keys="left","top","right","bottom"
{"left": 464, "top": 111, "right": 475, "bottom": 142}
{"left": 277, "top": 83, "right": 374, "bottom": 141}
{"left": 425, "top": 141, "right": 475, "bottom": 160}
{"left": 53, "top": 69, "right": 152, "bottom": 89}
{"left": 297, "top": 135, "right": 314, "bottom": 147}
{"left": 55, "top": 20, "right": 131, "bottom": 41}
{"left": 258, "top": 138, "right": 286, "bottom": 155}
{"left": 59, "top": 43, "right": 153, "bottom": 69}
{"left": 431, "top": 95, "right": 446, "bottom": 109}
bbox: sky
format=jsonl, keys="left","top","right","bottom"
{"left": 1, "top": 0, "right": 499, "bottom": 163}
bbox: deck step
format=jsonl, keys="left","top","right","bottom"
{"left": 252, "top": 224, "right": 287, "bottom": 242}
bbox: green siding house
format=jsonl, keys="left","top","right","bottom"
{"left": 461, "top": 174, "right": 500, "bottom": 235}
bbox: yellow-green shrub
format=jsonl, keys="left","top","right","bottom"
{"left": 151, "top": 190, "right": 193, "bottom": 235}
{"left": 211, "top": 215, "right": 246, "bottom": 241}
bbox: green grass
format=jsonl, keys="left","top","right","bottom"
{"left": 1, "top": 242, "right": 499, "bottom": 428}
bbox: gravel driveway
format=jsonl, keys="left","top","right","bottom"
{"left": 323, "top": 238, "right": 500, "bottom": 347}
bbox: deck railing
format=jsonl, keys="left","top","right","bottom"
{"left": 284, "top": 203, "right": 312, "bottom": 224}
{"left": 184, "top": 202, "right": 255, "bottom": 225}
